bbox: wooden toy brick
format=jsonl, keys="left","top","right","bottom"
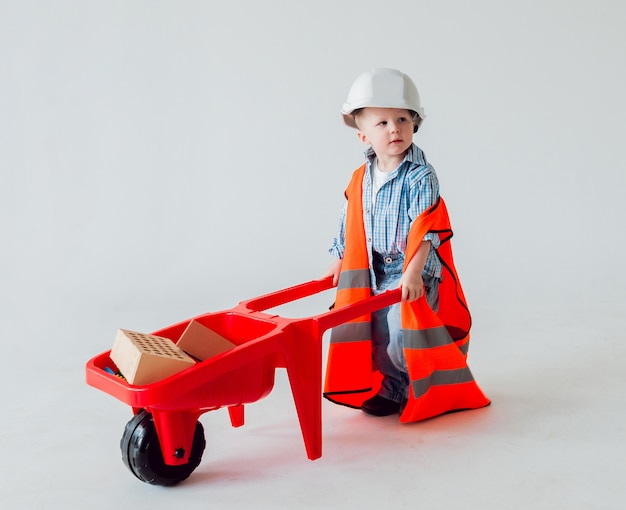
{"left": 176, "top": 320, "right": 237, "bottom": 361}
{"left": 111, "top": 329, "right": 196, "bottom": 385}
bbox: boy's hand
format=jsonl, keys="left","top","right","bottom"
{"left": 322, "top": 258, "right": 343, "bottom": 287}
{"left": 399, "top": 271, "right": 425, "bottom": 302}
{"left": 399, "top": 240, "right": 431, "bottom": 302}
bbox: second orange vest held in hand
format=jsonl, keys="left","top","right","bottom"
{"left": 323, "top": 165, "right": 490, "bottom": 423}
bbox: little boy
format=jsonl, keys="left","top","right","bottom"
{"left": 323, "top": 68, "right": 489, "bottom": 420}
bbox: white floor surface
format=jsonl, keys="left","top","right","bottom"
{"left": 1, "top": 296, "right": 625, "bottom": 509}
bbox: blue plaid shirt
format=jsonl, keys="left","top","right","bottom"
{"left": 329, "top": 143, "right": 442, "bottom": 286}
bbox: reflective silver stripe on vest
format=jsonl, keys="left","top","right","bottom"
{"left": 403, "top": 326, "right": 452, "bottom": 350}
{"left": 411, "top": 367, "right": 475, "bottom": 399}
{"left": 405, "top": 326, "right": 471, "bottom": 356}
{"left": 456, "top": 339, "right": 470, "bottom": 357}
{"left": 330, "top": 321, "right": 371, "bottom": 344}
{"left": 337, "top": 269, "right": 370, "bottom": 290}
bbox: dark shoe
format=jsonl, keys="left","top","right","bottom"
{"left": 399, "top": 398, "right": 408, "bottom": 416}
{"left": 361, "top": 395, "right": 401, "bottom": 416}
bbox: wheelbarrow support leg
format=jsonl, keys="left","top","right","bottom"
{"left": 282, "top": 322, "right": 322, "bottom": 460}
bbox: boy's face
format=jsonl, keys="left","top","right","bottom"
{"left": 355, "top": 107, "right": 414, "bottom": 163}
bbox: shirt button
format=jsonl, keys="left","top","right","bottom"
{"left": 384, "top": 257, "right": 393, "bottom": 264}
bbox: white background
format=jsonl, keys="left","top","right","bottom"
{"left": 1, "top": 1, "right": 625, "bottom": 508}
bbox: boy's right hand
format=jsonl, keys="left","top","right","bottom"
{"left": 322, "top": 258, "right": 343, "bottom": 287}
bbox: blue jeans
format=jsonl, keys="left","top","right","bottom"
{"left": 371, "top": 253, "right": 439, "bottom": 403}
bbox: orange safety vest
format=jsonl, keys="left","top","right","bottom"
{"left": 323, "top": 164, "right": 490, "bottom": 422}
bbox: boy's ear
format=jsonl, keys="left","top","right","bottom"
{"left": 357, "top": 131, "right": 369, "bottom": 145}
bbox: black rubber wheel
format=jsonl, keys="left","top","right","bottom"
{"left": 120, "top": 410, "right": 206, "bottom": 486}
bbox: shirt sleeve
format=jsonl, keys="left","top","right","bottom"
{"left": 409, "top": 168, "right": 440, "bottom": 248}
{"left": 328, "top": 200, "right": 347, "bottom": 259}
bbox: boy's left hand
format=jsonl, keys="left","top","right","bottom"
{"left": 399, "top": 272, "right": 424, "bottom": 302}
{"left": 399, "top": 240, "right": 431, "bottom": 302}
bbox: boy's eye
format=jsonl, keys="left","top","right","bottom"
{"left": 377, "top": 117, "right": 408, "bottom": 126}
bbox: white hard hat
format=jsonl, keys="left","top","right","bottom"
{"left": 341, "top": 68, "right": 425, "bottom": 132}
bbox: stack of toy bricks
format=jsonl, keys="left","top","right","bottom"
{"left": 110, "top": 321, "right": 236, "bottom": 385}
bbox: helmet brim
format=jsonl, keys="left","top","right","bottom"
{"left": 341, "top": 112, "right": 421, "bottom": 133}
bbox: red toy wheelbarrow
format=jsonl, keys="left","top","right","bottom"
{"left": 85, "top": 277, "right": 400, "bottom": 486}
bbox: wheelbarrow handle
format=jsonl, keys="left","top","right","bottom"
{"left": 239, "top": 275, "right": 402, "bottom": 333}
{"left": 314, "top": 287, "right": 402, "bottom": 333}
{"left": 239, "top": 277, "right": 336, "bottom": 312}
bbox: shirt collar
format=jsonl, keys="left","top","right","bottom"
{"left": 364, "top": 143, "right": 424, "bottom": 171}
